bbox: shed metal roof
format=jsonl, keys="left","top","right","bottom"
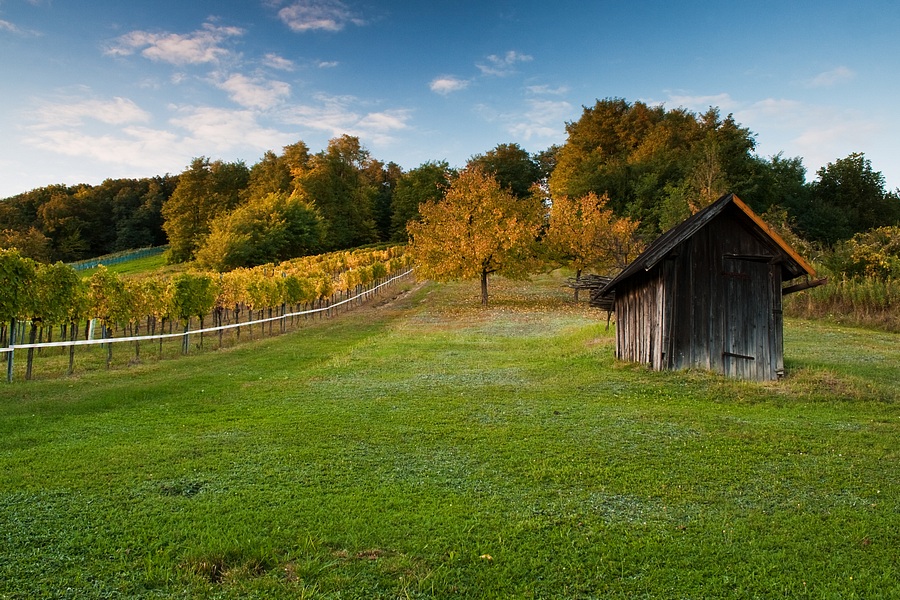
{"left": 601, "top": 193, "right": 817, "bottom": 295}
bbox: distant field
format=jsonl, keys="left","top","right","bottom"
{"left": 1, "top": 273, "right": 897, "bottom": 598}
{"left": 77, "top": 251, "right": 176, "bottom": 278}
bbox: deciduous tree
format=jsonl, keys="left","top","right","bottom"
{"left": 194, "top": 192, "right": 324, "bottom": 271}
{"left": 408, "top": 168, "right": 542, "bottom": 305}
{"left": 543, "top": 192, "right": 643, "bottom": 299}
{"left": 162, "top": 158, "right": 250, "bottom": 262}
{"left": 390, "top": 161, "right": 452, "bottom": 241}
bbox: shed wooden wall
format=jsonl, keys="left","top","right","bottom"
{"left": 614, "top": 210, "right": 786, "bottom": 381}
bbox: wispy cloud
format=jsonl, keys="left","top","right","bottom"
{"left": 317, "top": 60, "right": 339, "bottom": 69}
{"left": 22, "top": 92, "right": 292, "bottom": 171}
{"left": 808, "top": 66, "right": 855, "bottom": 88}
{"left": 30, "top": 96, "right": 151, "bottom": 128}
{"left": 170, "top": 106, "right": 294, "bottom": 151}
{"left": 262, "top": 53, "right": 295, "bottom": 71}
{"left": 526, "top": 84, "right": 569, "bottom": 96}
{"left": 476, "top": 50, "right": 533, "bottom": 77}
{"left": 508, "top": 99, "right": 573, "bottom": 140}
{"left": 430, "top": 76, "right": 469, "bottom": 95}
{"left": 214, "top": 73, "right": 291, "bottom": 110}
{"left": 279, "top": 93, "right": 411, "bottom": 145}
{"left": 0, "top": 18, "right": 40, "bottom": 36}
{"left": 275, "top": 0, "right": 365, "bottom": 32}
{"left": 106, "top": 22, "right": 244, "bottom": 65}
{"left": 664, "top": 92, "right": 738, "bottom": 112}
{"left": 0, "top": 19, "right": 20, "bottom": 33}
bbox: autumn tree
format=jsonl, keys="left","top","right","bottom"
{"left": 408, "top": 168, "right": 542, "bottom": 305}
{"left": 543, "top": 192, "right": 643, "bottom": 300}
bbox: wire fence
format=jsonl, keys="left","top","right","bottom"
{"left": 67, "top": 246, "right": 168, "bottom": 271}
{"left": 3, "top": 268, "right": 414, "bottom": 382}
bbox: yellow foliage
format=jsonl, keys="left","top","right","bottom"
{"left": 408, "top": 168, "right": 542, "bottom": 299}
{"left": 544, "top": 192, "right": 644, "bottom": 277}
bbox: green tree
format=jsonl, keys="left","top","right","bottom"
{"left": 244, "top": 150, "right": 293, "bottom": 201}
{"left": 549, "top": 98, "right": 757, "bottom": 234}
{"left": 195, "top": 192, "right": 324, "bottom": 271}
{"left": 162, "top": 157, "right": 250, "bottom": 262}
{"left": 366, "top": 160, "right": 402, "bottom": 242}
{"left": 408, "top": 168, "right": 542, "bottom": 306}
{"left": 293, "top": 135, "right": 377, "bottom": 250}
{"left": 390, "top": 161, "right": 453, "bottom": 241}
{"left": 468, "top": 143, "right": 542, "bottom": 199}
{"left": 797, "top": 153, "right": 900, "bottom": 245}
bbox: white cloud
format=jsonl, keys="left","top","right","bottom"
{"left": 0, "top": 18, "right": 39, "bottom": 36}
{"left": 356, "top": 110, "right": 411, "bottom": 134}
{"left": 0, "top": 19, "right": 20, "bottom": 33}
{"left": 665, "top": 92, "right": 738, "bottom": 112}
{"left": 279, "top": 93, "right": 411, "bottom": 145}
{"left": 106, "top": 22, "right": 244, "bottom": 65}
{"left": 508, "top": 99, "right": 574, "bottom": 141}
{"left": 430, "top": 76, "right": 469, "bottom": 95}
{"left": 808, "top": 66, "right": 855, "bottom": 88}
{"left": 476, "top": 50, "right": 533, "bottom": 76}
{"left": 25, "top": 126, "right": 181, "bottom": 169}
{"left": 262, "top": 53, "right": 295, "bottom": 71}
{"left": 736, "top": 99, "right": 879, "bottom": 174}
{"left": 170, "top": 106, "right": 294, "bottom": 151}
{"left": 215, "top": 73, "right": 291, "bottom": 110}
{"left": 31, "top": 96, "right": 151, "bottom": 128}
{"left": 21, "top": 92, "right": 293, "bottom": 173}
{"left": 317, "top": 60, "right": 339, "bottom": 69}
{"left": 526, "top": 84, "right": 569, "bottom": 96}
{"left": 276, "top": 0, "right": 364, "bottom": 32}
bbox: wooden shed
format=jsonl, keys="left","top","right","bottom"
{"left": 600, "top": 193, "right": 821, "bottom": 381}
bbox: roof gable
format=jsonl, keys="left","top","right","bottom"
{"left": 602, "top": 193, "right": 816, "bottom": 293}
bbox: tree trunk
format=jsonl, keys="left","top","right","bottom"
{"left": 574, "top": 267, "right": 582, "bottom": 302}
{"left": 481, "top": 270, "right": 489, "bottom": 306}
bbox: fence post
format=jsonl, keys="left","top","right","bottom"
{"left": 182, "top": 321, "right": 190, "bottom": 355}
{"left": 6, "top": 319, "right": 14, "bottom": 383}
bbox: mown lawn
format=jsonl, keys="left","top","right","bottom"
{"left": 1, "top": 274, "right": 898, "bottom": 598}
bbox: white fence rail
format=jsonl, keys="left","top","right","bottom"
{"left": 2, "top": 268, "right": 414, "bottom": 381}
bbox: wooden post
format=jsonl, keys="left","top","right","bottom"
{"left": 6, "top": 319, "right": 15, "bottom": 383}
{"left": 67, "top": 320, "right": 76, "bottom": 376}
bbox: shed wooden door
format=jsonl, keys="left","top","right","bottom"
{"left": 721, "top": 256, "right": 776, "bottom": 380}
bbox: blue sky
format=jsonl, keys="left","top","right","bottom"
{"left": 1, "top": 0, "right": 898, "bottom": 198}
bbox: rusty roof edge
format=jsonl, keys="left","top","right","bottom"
{"left": 600, "top": 193, "right": 736, "bottom": 295}
{"left": 600, "top": 193, "right": 817, "bottom": 296}
{"left": 730, "top": 195, "right": 817, "bottom": 278}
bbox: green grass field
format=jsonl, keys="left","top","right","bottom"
{"left": 1, "top": 273, "right": 898, "bottom": 598}
{"left": 76, "top": 251, "right": 176, "bottom": 278}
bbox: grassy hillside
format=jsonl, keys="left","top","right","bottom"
{"left": 1, "top": 274, "right": 898, "bottom": 598}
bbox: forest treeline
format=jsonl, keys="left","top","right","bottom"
{"left": 2, "top": 97, "right": 899, "bottom": 271}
